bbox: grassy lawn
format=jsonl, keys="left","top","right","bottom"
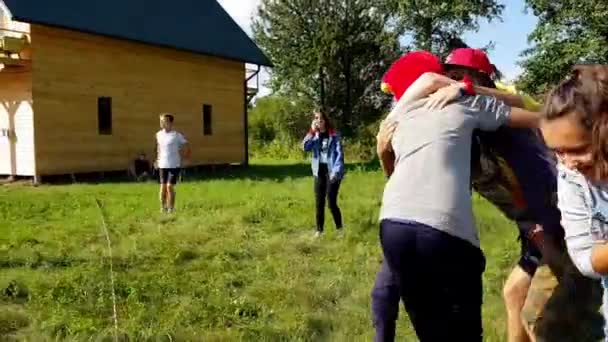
{"left": 0, "top": 160, "right": 519, "bottom": 341}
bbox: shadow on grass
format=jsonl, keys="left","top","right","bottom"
{"left": 36, "top": 161, "right": 380, "bottom": 185}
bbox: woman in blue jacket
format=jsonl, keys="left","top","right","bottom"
{"left": 302, "top": 110, "right": 345, "bottom": 238}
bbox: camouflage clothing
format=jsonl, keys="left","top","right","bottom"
{"left": 470, "top": 128, "right": 547, "bottom": 275}
{"left": 471, "top": 130, "right": 527, "bottom": 221}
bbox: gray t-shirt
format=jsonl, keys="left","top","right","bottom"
{"left": 379, "top": 95, "right": 511, "bottom": 248}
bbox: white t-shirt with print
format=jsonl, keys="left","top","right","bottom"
{"left": 156, "top": 130, "right": 187, "bottom": 169}
{"left": 319, "top": 132, "right": 330, "bottom": 164}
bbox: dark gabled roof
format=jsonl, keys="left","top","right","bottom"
{"left": 2, "top": 0, "right": 272, "bottom": 66}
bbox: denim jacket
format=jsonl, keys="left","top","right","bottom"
{"left": 557, "top": 162, "right": 608, "bottom": 336}
{"left": 557, "top": 163, "right": 608, "bottom": 279}
{"left": 302, "top": 129, "right": 345, "bottom": 180}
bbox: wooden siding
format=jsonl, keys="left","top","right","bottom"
{"left": 30, "top": 24, "right": 245, "bottom": 175}
{"left": 0, "top": 69, "right": 35, "bottom": 176}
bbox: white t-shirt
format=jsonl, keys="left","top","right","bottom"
{"left": 156, "top": 130, "right": 187, "bottom": 169}
{"left": 319, "top": 132, "right": 330, "bottom": 164}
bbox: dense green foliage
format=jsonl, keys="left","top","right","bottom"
{"left": 253, "top": 0, "right": 401, "bottom": 136}
{"left": 518, "top": 0, "right": 608, "bottom": 96}
{"left": 387, "top": 0, "right": 504, "bottom": 57}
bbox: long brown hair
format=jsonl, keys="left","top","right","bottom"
{"left": 543, "top": 65, "right": 608, "bottom": 180}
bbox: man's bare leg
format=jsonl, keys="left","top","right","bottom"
{"left": 159, "top": 183, "right": 168, "bottom": 212}
{"left": 504, "top": 266, "right": 533, "bottom": 342}
{"left": 167, "top": 184, "right": 176, "bottom": 211}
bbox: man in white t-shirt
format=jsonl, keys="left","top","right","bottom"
{"left": 156, "top": 113, "right": 190, "bottom": 213}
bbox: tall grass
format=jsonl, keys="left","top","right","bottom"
{"left": 0, "top": 161, "right": 518, "bottom": 340}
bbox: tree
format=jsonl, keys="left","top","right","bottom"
{"left": 249, "top": 95, "right": 314, "bottom": 143}
{"left": 387, "top": 0, "right": 504, "bottom": 58}
{"left": 252, "top": 0, "right": 401, "bottom": 137}
{"left": 518, "top": 0, "right": 608, "bottom": 96}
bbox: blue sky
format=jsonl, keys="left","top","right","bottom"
{"left": 462, "top": 0, "right": 538, "bottom": 81}
{"left": 218, "top": 0, "right": 538, "bottom": 94}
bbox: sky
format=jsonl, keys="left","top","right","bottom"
{"left": 217, "top": 0, "right": 538, "bottom": 96}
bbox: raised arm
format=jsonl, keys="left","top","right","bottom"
{"left": 404, "top": 72, "right": 543, "bottom": 130}
{"left": 302, "top": 130, "right": 319, "bottom": 152}
{"left": 506, "top": 108, "right": 542, "bottom": 128}
{"left": 384, "top": 73, "right": 452, "bottom": 121}
{"left": 398, "top": 72, "right": 455, "bottom": 104}
{"left": 400, "top": 72, "right": 537, "bottom": 109}
{"left": 474, "top": 87, "right": 536, "bottom": 109}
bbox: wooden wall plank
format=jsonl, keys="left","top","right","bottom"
{"left": 30, "top": 25, "right": 246, "bottom": 175}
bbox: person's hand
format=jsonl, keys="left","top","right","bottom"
{"left": 527, "top": 224, "right": 545, "bottom": 249}
{"left": 376, "top": 120, "right": 397, "bottom": 155}
{"left": 311, "top": 119, "right": 319, "bottom": 132}
{"left": 425, "top": 84, "right": 463, "bottom": 110}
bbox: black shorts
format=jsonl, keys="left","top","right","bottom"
{"left": 517, "top": 221, "right": 543, "bottom": 276}
{"left": 158, "top": 168, "right": 181, "bottom": 185}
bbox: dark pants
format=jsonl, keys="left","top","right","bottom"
{"left": 371, "top": 259, "right": 400, "bottom": 342}
{"left": 517, "top": 221, "right": 543, "bottom": 276}
{"left": 315, "top": 163, "right": 342, "bottom": 232}
{"left": 379, "top": 219, "right": 486, "bottom": 342}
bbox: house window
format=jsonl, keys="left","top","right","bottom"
{"left": 203, "top": 104, "right": 212, "bottom": 135}
{"left": 98, "top": 97, "right": 112, "bottom": 135}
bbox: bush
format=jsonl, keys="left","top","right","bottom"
{"left": 249, "top": 95, "right": 386, "bottom": 163}
{"left": 250, "top": 136, "right": 307, "bottom": 161}
{"left": 249, "top": 95, "right": 314, "bottom": 145}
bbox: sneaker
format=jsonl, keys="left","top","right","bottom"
{"left": 160, "top": 207, "right": 167, "bottom": 214}
{"left": 167, "top": 208, "right": 175, "bottom": 214}
{"left": 313, "top": 231, "right": 322, "bottom": 239}
{"left": 336, "top": 229, "right": 344, "bottom": 238}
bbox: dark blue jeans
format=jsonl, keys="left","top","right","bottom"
{"left": 378, "top": 219, "right": 486, "bottom": 342}
{"left": 371, "top": 259, "right": 399, "bottom": 342}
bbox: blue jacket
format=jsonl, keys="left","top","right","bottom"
{"left": 302, "top": 128, "right": 345, "bottom": 180}
{"left": 556, "top": 163, "right": 608, "bottom": 336}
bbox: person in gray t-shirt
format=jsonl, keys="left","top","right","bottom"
{"left": 379, "top": 95, "right": 511, "bottom": 247}
{"left": 373, "top": 51, "right": 542, "bottom": 341}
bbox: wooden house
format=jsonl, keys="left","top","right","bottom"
{"left": 0, "top": 0, "right": 272, "bottom": 182}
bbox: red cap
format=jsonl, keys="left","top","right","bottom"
{"left": 444, "top": 48, "right": 494, "bottom": 75}
{"left": 381, "top": 51, "right": 444, "bottom": 101}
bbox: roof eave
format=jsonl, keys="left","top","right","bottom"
{"left": 15, "top": 18, "right": 273, "bottom": 67}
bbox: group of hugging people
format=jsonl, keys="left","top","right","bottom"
{"left": 300, "top": 45, "right": 608, "bottom": 341}
{"left": 368, "top": 47, "right": 608, "bottom": 342}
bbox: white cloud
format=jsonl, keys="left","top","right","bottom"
{"left": 217, "top": 0, "right": 261, "bottom": 35}
{"left": 218, "top": 0, "right": 271, "bottom": 98}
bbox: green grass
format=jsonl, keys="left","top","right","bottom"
{"left": 0, "top": 160, "right": 519, "bottom": 341}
